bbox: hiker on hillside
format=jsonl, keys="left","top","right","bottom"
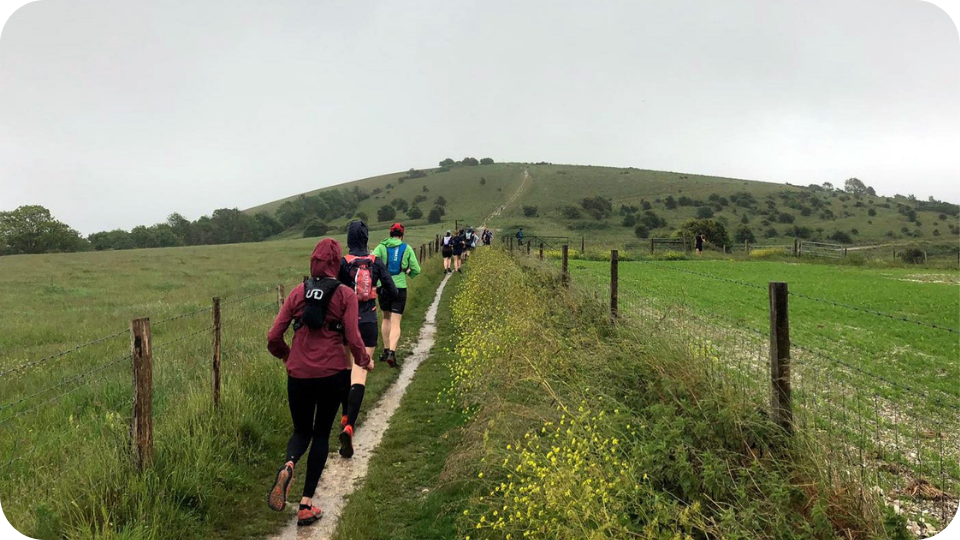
{"left": 695, "top": 232, "right": 704, "bottom": 255}
{"left": 372, "top": 223, "right": 421, "bottom": 368}
{"left": 516, "top": 228, "right": 524, "bottom": 246}
{"left": 451, "top": 229, "right": 465, "bottom": 273}
{"left": 337, "top": 220, "right": 398, "bottom": 458}
{"left": 441, "top": 230, "right": 454, "bottom": 273}
{"left": 266, "top": 238, "right": 373, "bottom": 527}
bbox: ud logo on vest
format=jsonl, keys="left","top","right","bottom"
{"left": 305, "top": 288, "right": 325, "bottom": 300}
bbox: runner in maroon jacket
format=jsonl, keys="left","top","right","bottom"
{"left": 266, "top": 238, "right": 373, "bottom": 527}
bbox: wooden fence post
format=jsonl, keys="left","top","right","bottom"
{"left": 793, "top": 238, "right": 799, "bottom": 257}
{"left": 650, "top": 239, "right": 654, "bottom": 255}
{"left": 212, "top": 297, "right": 221, "bottom": 408}
{"left": 581, "top": 236, "right": 585, "bottom": 253}
{"left": 527, "top": 242, "right": 531, "bottom": 256}
{"left": 435, "top": 234, "right": 440, "bottom": 253}
{"left": 769, "top": 282, "right": 792, "bottom": 435}
{"left": 610, "top": 250, "right": 618, "bottom": 318}
{"left": 276, "top": 284, "right": 284, "bottom": 312}
{"left": 561, "top": 245, "right": 569, "bottom": 286}
{"left": 539, "top": 243, "right": 544, "bottom": 261}
{"left": 510, "top": 236, "right": 514, "bottom": 253}
{"left": 130, "top": 317, "right": 154, "bottom": 471}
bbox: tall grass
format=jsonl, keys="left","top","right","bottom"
{"left": 441, "top": 249, "right": 905, "bottom": 538}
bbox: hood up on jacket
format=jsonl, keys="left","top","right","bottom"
{"left": 310, "top": 238, "right": 342, "bottom": 278}
{"left": 346, "top": 220, "right": 369, "bottom": 256}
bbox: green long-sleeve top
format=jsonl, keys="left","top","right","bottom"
{"left": 372, "top": 237, "right": 420, "bottom": 289}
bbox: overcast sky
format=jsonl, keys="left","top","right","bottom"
{"left": 0, "top": 0, "right": 957, "bottom": 235}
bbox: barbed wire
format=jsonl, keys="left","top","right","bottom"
{"left": 152, "top": 306, "right": 212, "bottom": 326}
{"left": 630, "top": 260, "right": 957, "bottom": 334}
{"left": 152, "top": 326, "right": 213, "bottom": 353}
{"left": 792, "top": 341, "right": 959, "bottom": 411}
{"left": 0, "top": 328, "right": 129, "bottom": 379}
{"left": 787, "top": 291, "right": 957, "bottom": 334}
{"left": 0, "top": 353, "right": 130, "bottom": 414}
{"left": 220, "top": 287, "right": 278, "bottom": 306}
{"left": 0, "top": 355, "right": 129, "bottom": 428}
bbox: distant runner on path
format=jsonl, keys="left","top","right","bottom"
{"left": 266, "top": 238, "right": 373, "bottom": 527}
{"left": 516, "top": 228, "right": 524, "bottom": 246}
{"left": 337, "top": 220, "right": 398, "bottom": 458}
{"left": 441, "top": 230, "right": 454, "bottom": 273}
{"left": 451, "top": 229, "right": 465, "bottom": 273}
{"left": 372, "top": 223, "right": 420, "bottom": 368}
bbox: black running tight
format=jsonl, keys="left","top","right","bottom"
{"left": 285, "top": 370, "right": 350, "bottom": 498}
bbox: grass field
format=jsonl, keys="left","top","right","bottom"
{"left": 566, "top": 258, "right": 959, "bottom": 397}
{"left": 0, "top": 236, "right": 444, "bottom": 539}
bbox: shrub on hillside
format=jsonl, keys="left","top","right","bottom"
{"left": 302, "top": 219, "right": 329, "bottom": 237}
{"left": 523, "top": 205, "right": 538, "bottom": 217}
{"left": 428, "top": 207, "right": 443, "bottom": 224}
{"left": 777, "top": 212, "right": 795, "bottom": 223}
{"left": 480, "top": 157, "right": 494, "bottom": 165}
{"left": 696, "top": 206, "right": 714, "bottom": 219}
{"left": 900, "top": 248, "right": 925, "bottom": 264}
{"left": 622, "top": 214, "right": 637, "bottom": 227}
{"left": 377, "top": 205, "right": 396, "bottom": 222}
{"left": 734, "top": 226, "right": 756, "bottom": 243}
{"left": 634, "top": 224, "right": 650, "bottom": 238}
{"left": 676, "top": 218, "right": 729, "bottom": 246}
{"left": 827, "top": 230, "right": 852, "bottom": 244}
{"left": 406, "top": 206, "right": 423, "bottom": 220}
{"left": 560, "top": 205, "right": 583, "bottom": 219}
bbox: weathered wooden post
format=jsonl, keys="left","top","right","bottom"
{"left": 650, "top": 239, "right": 654, "bottom": 255}
{"left": 769, "top": 282, "right": 792, "bottom": 434}
{"left": 276, "top": 284, "right": 285, "bottom": 312}
{"left": 581, "top": 236, "right": 585, "bottom": 253}
{"left": 435, "top": 234, "right": 440, "bottom": 253}
{"left": 539, "top": 243, "right": 544, "bottom": 261}
{"left": 509, "top": 236, "right": 514, "bottom": 253}
{"left": 793, "top": 238, "right": 799, "bottom": 257}
{"left": 526, "top": 242, "right": 531, "bottom": 256}
{"left": 212, "top": 297, "right": 222, "bottom": 408}
{"left": 130, "top": 317, "right": 154, "bottom": 471}
{"left": 561, "top": 245, "right": 569, "bottom": 287}
{"left": 610, "top": 250, "right": 618, "bottom": 318}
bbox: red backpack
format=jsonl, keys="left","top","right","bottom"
{"left": 344, "top": 255, "right": 377, "bottom": 301}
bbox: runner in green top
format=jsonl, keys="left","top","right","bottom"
{"left": 372, "top": 223, "right": 421, "bottom": 367}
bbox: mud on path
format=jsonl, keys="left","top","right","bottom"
{"left": 268, "top": 273, "right": 453, "bottom": 540}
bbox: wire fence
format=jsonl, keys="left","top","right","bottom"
{"left": 513, "top": 243, "right": 959, "bottom": 537}
{"left": 0, "top": 239, "right": 444, "bottom": 506}
{"left": 0, "top": 281, "right": 293, "bottom": 492}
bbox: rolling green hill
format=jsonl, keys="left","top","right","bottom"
{"left": 245, "top": 162, "right": 959, "bottom": 249}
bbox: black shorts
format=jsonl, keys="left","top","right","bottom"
{"left": 379, "top": 288, "right": 408, "bottom": 315}
{"left": 442, "top": 249, "right": 452, "bottom": 259}
{"left": 359, "top": 321, "right": 378, "bottom": 348}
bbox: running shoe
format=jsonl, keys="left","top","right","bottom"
{"left": 386, "top": 350, "right": 398, "bottom": 368}
{"left": 267, "top": 461, "right": 294, "bottom": 512}
{"left": 339, "top": 425, "right": 355, "bottom": 458}
{"left": 297, "top": 505, "right": 323, "bottom": 526}
{"left": 341, "top": 414, "right": 348, "bottom": 428}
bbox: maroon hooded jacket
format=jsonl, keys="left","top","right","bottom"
{"left": 267, "top": 238, "right": 371, "bottom": 378}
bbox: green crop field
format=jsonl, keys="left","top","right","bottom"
{"left": 568, "top": 258, "right": 959, "bottom": 398}
{"left": 0, "top": 236, "right": 443, "bottom": 539}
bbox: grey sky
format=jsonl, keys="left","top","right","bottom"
{"left": 0, "top": 0, "right": 957, "bottom": 235}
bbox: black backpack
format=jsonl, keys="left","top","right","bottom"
{"left": 294, "top": 277, "right": 345, "bottom": 333}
